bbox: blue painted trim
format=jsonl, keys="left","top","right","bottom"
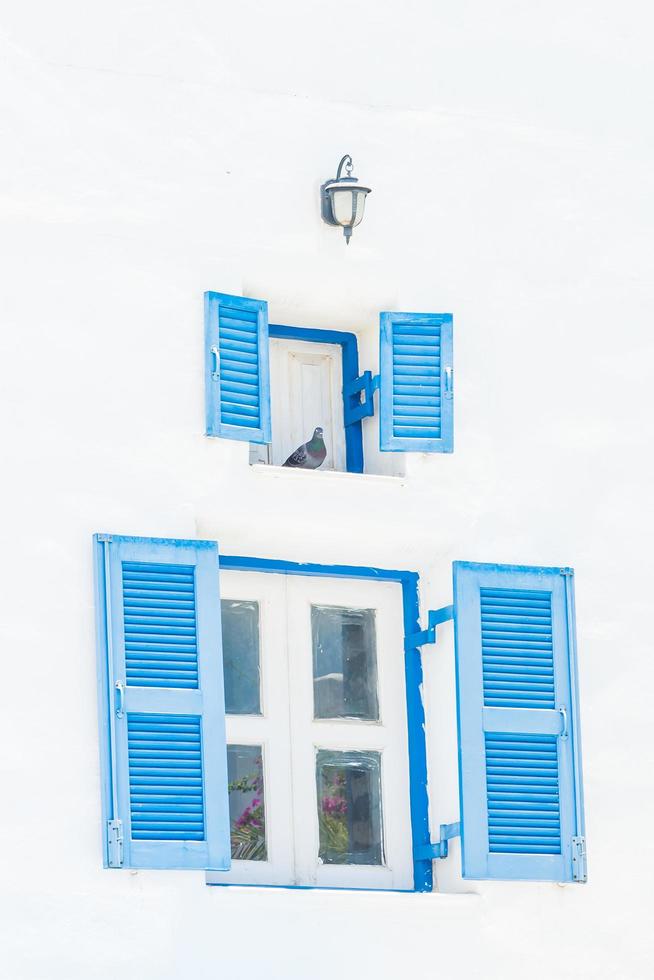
{"left": 206, "top": 881, "right": 415, "bottom": 894}
{"left": 405, "top": 604, "right": 455, "bottom": 650}
{"left": 414, "top": 821, "right": 461, "bottom": 860}
{"left": 218, "top": 554, "right": 433, "bottom": 892}
{"left": 563, "top": 571, "right": 586, "bottom": 845}
{"left": 343, "top": 370, "right": 378, "bottom": 425}
{"left": 93, "top": 536, "right": 113, "bottom": 868}
{"left": 268, "top": 325, "right": 364, "bottom": 474}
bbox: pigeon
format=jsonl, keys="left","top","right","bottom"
{"left": 283, "top": 427, "right": 327, "bottom": 469}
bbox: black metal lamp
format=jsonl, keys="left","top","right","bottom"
{"left": 321, "top": 154, "right": 371, "bottom": 244}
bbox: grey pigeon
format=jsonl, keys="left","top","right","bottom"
{"left": 283, "top": 427, "right": 327, "bottom": 469}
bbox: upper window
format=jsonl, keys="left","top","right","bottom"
{"left": 205, "top": 291, "right": 454, "bottom": 474}
{"left": 249, "top": 331, "right": 350, "bottom": 470}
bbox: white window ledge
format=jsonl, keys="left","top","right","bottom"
{"left": 205, "top": 880, "right": 481, "bottom": 902}
{"left": 249, "top": 463, "right": 407, "bottom": 488}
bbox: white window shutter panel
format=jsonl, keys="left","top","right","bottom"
{"left": 205, "top": 291, "right": 272, "bottom": 444}
{"left": 95, "top": 534, "right": 231, "bottom": 871}
{"left": 453, "top": 561, "right": 586, "bottom": 883}
{"left": 379, "top": 312, "right": 453, "bottom": 453}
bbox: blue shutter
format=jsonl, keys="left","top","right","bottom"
{"left": 379, "top": 312, "right": 453, "bottom": 453}
{"left": 95, "top": 534, "right": 231, "bottom": 871}
{"left": 205, "top": 291, "right": 271, "bottom": 444}
{"left": 453, "top": 562, "right": 586, "bottom": 883}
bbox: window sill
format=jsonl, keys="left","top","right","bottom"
{"left": 205, "top": 876, "right": 481, "bottom": 900}
{"left": 249, "top": 463, "right": 407, "bottom": 487}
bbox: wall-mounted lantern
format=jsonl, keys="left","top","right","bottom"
{"left": 321, "top": 154, "right": 371, "bottom": 244}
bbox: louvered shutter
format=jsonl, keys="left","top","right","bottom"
{"left": 379, "top": 312, "right": 453, "bottom": 453}
{"left": 205, "top": 291, "right": 271, "bottom": 444}
{"left": 452, "top": 562, "right": 586, "bottom": 882}
{"left": 95, "top": 534, "right": 231, "bottom": 870}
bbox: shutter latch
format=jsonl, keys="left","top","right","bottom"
{"left": 343, "top": 371, "right": 380, "bottom": 426}
{"left": 414, "top": 822, "right": 461, "bottom": 861}
{"left": 107, "top": 819, "right": 124, "bottom": 868}
{"left": 405, "top": 604, "right": 454, "bottom": 651}
{"left": 210, "top": 345, "right": 220, "bottom": 380}
{"left": 571, "top": 836, "right": 587, "bottom": 883}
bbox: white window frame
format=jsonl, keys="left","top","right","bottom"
{"left": 251, "top": 337, "right": 347, "bottom": 471}
{"left": 207, "top": 565, "right": 421, "bottom": 891}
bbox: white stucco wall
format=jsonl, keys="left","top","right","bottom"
{"left": 1, "top": 2, "right": 653, "bottom": 977}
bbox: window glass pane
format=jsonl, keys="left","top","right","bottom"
{"left": 227, "top": 744, "right": 267, "bottom": 861}
{"left": 221, "top": 599, "right": 261, "bottom": 715}
{"left": 316, "top": 750, "right": 384, "bottom": 865}
{"left": 311, "top": 605, "right": 379, "bottom": 720}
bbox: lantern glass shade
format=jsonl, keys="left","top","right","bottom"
{"left": 332, "top": 188, "right": 367, "bottom": 227}
{"left": 329, "top": 186, "right": 370, "bottom": 229}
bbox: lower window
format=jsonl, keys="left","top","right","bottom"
{"left": 208, "top": 571, "right": 413, "bottom": 890}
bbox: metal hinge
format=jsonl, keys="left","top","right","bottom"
{"left": 414, "top": 821, "right": 461, "bottom": 861}
{"left": 107, "top": 819, "right": 124, "bottom": 868}
{"left": 343, "top": 371, "right": 380, "bottom": 426}
{"left": 97, "top": 534, "right": 113, "bottom": 543}
{"left": 405, "top": 604, "right": 454, "bottom": 651}
{"left": 571, "top": 836, "right": 587, "bottom": 883}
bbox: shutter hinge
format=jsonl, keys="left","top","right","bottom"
{"left": 343, "top": 371, "right": 380, "bottom": 426}
{"left": 97, "top": 534, "right": 113, "bottom": 543}
{"left": 405, "top": 604, "right": 454, "bottom": 651}
{"left": 107, "top": 819, "right": 124, "bottom": 868}
{"left": 571, "top": 836, "right": 587, "bottom": 883}
{"left": 559, "top": 567, "right": 574, "bottom": 577}
{"left": 414, "top": 821, "right": 461, "bottom": 861}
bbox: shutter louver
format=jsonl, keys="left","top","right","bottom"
{"left": 95, "top": 535, "right": 231, "bottom": 871}
{"left": 453, "top": 561, "right": 586, "bottom": 883}
{"left": 379, "top": 312, "right": 453, "bottom": 453}
{"left": 481, "top": 588, "right": 555, "bottom": 709}
{"left": 205, "top": 291, "right": 271, "bottom": 444}
{"left": 485, "top": 733, "right": 561, "bottom": 855}
{"left": 123, "top": 562, "right": 199, "bottom": 689}
{"left": 128, "top": 713, "right": 205, "bottom": 841}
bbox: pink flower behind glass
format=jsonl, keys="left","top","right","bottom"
{"left": 321, "top": 795, "right": 347, "bottom": 816}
